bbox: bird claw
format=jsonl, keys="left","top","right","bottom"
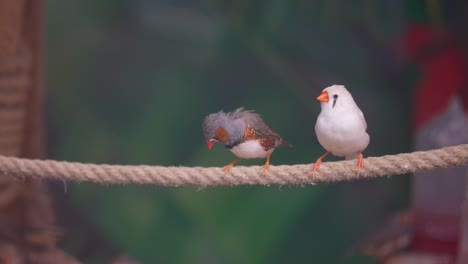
{"left": 356, "top": 153, "right": 364, "bottom": 177}
{"left": 311, "top": 152, "right": 330, "bottom": 182}
{"left": 223, "top": 158, "right": 241, "bottom": 176}
{"left": 261, "top": 164, "right": 270, "bottom": 176}
{"left": 260, "top": 154, "right": 271, "bottom": 176}
{"left": 223, "top": 165, "right": 233, "bottom": 176}
{"left": 311, "top": 161, "right": 321, "bottom": 181}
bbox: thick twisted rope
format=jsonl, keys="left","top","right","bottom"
{"left": 0, "top": 144, "right": 466, "bottom": 187}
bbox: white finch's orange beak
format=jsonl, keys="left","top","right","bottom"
{"left": 317, "top": 91, "right": 329, "bottom": 103}
{"left": 206, "top": 140, "right": 216, "bottom": 150}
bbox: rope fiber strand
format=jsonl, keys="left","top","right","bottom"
{"left": 0, "top": 144, "right": 467, "bottom": 187}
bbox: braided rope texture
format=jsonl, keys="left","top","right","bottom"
{"left": 0, "top": 144, "right": 466, "bottom": 187}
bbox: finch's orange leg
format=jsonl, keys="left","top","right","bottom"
{"left": 357, "top": 153, "right": 364, "bottom": 177}
{"left": 311, "top": 151, "right": 331, "bottom": 180}
{"left": 223, "top": 158, "right": 241, "bottom": 175}
{"left": 261, "top": 153, "right": 271, "bottom": 176}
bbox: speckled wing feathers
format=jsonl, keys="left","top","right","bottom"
{"left": 235, "top": 109, "right": 290, "bottom": 149}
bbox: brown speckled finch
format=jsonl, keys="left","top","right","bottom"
{"left": 202, "top": 108, "right": 291, "bottom": 175}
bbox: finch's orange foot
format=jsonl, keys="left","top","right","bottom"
{"left": 262, "top": 153, "right": 271, "bottom": 176}
{"left": 223, "top": 158, "right": 241, "bottom": 176}
{"left": 261, "top": 163, "right": 270, "bottom": 176}
{"left": 357, "top": 153, "right": 364, "bottom": 177}
{"left": 311, "top": 160, "right": 322, "bottom": 181}
{"left": 311, "top": 151, "right": 331, "bottom": 182}
{"left": 223, "top": 164, "right": 234, "bottom": 176}
{"left": 260, "top": 154, "right": 272, "bottom": 176}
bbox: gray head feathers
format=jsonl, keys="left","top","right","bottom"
{"left": 202, "top": 108, "right": 249, "bottom": 146}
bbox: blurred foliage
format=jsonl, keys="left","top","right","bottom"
{"left": 46, "top": 0, "right": 411, "bottom": 263}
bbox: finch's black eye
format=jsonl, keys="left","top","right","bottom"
{"left": 333, "top": 94, "right": 338, "bottom": 99}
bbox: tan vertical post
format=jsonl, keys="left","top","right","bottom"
{"left": 0, "top": 0, "right": 79, "bottom": 262}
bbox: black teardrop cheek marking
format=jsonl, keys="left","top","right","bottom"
{"left": 332, "top": 94, "right": 338, "bottom": 108}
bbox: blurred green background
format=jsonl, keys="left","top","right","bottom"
{"left": 45, "top": 0, "right": 414, "bottom": 263}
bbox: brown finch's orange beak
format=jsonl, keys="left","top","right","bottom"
{"left": 317, "top": 91, "right": 329, "bottom": 103}
{"left": 206, "top": 140, "right": 216, "bottom": 150}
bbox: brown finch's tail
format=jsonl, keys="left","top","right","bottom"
{"left": 279, "top": 140, "right": 292, "bottom": 148}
